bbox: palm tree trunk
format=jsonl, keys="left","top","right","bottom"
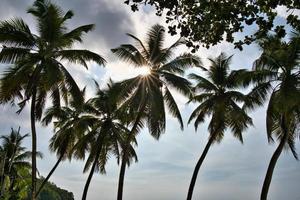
{"left": 0, "top": 153, "right": 6, "bottom": 197}
{"left": 35, "top": 154, "right": 64, "bottom": 198}
{"left": 82, "top": 145, "right": 102, "bottom": 200}
{"left": 117, "top": 158, "right": 127, "bottom": 200}
{"left": 117, "top": 103, "right": 145, "bottom": 200}
{"left": 0, "top": 175, "right": 4, "bottom": 197}
{"left": 8, "top": 176, "right": 15, "bottom": 192}
{"left": 260, "top": 116, "right": 288, "bottom": 200}
{"left": 186, "top": 136, "right": 214, "bottom": 200}
{"left": 30, "top": 88, "right": 37, "bottom": 200}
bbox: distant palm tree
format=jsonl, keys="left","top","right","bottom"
{"left": 0, "top": 127, "right": 41, "bottom": 199}
{"left": 187, "top": 53, "right": 253, "bottom": 200}
{"left": 112, "top": 24, "right": 203, "bottom": 200}
{"left": 0, "top": 0, "right": 105, "bottom": 198}
{"left": 37, "top": 89, "right": 95, "bottom": 197}
{"left": 244, "top": 34, "right": 300, "bottom": 200}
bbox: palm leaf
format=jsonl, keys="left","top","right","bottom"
{"left": 164, "top": 87, "right": 183, "bottom": 129}
{"left": 0, "top": 47, "right": 31, "bottom": 63}
{"left": 189, "top": 73, "right": 218, "bottom": 92}
{"left": 56, "top": 49, "right": 106, "bottom": 68}
{"left": 111, "top": 44, "right": 146, "bottom": 67}
{"left": 0, "top": 18, "right": 35, "bottom": 47}
{"left": 161, "top": 72, "right": 192, "bottom": 96}
{"left": 161, "top": 53, "right": 204, "bottom": 74}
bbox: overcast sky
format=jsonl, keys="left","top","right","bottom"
{"left": 0, "top": 1, "right": 299, "bottom": 200}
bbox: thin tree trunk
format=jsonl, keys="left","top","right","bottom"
{"left": 186, "top": 136, "right": 214, "bottom": 200}
{"left": 260, "top": 116, "right": 288, "bottom": 200}
{"left": 0, "top": 153, "right": 6, "bottom": 197}
{"left": 82, "top": 145, "right": 102, "bottom": 200}
{"left": 35, "top": 154, "right": 64, "bottom": 198}
{"left": 117, "top": 159, "right": 127, "bottom": 200}
{"left": 31, "top": 88, "right": 37, "bottom": 200}
{"left": 0, "top": 175, "right": 4, "bottom": 197}
{"left": 117, "top": 103, "right": 145, "bottom": 200}
{"left": 8, "top": 176, "right": 15, "bottom": 192}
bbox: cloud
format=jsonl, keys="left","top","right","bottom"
{"left": 276, "top": 5, "right": 300, "bottom": 18}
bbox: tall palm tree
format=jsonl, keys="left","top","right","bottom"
{"left": 70, "top": 81, "right": 133, "bottom": 200}
{"left": 0, "top": 127, "right": 40, "bottom": 199}
{"left": 244, "top": 34, "right": 300, "bottom": 200}
{"left": 187, "top": 53, "right": 253, "bottom": 200}
{"left": 37, "top": 89, "right": 95, "bottom": 197}
{"left": 112, "top": 24, "right": 203, "bottom": 200}
{"left": 0, "top": 0, "right": 105, "bottom": 198}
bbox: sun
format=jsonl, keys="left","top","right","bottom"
{"left": 137, "top": 66, "right": 151, "bottom": 76}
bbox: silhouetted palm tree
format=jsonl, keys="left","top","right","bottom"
{"left": 0, "top": 0, "right": 105, "bottom": 198}
{"left": 37, "top": 89, "right": 95, "bottom": 197}
{"left": 112, "top": 24, "right": 203, "bottom": 200}
{"left": 0, "top": 127, "right": 41, "bottom": 199}
{"left": 187, "top": 53, "right": 253, "bottom": 200}
{"left": 244, "top": 34, "right": 300, "bottom": 200}
{"left": 71, "top": 82, "right": 133, "bottom": 200}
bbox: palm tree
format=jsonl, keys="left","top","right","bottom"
{"left": 70, "top": 81, "right": 133, "bottom": 200}
{"left": 37, "top": 89, "right": 95, "bottom": 197}
{"left": 0, "top": 0, "right": 105, "bottom": 198}
{"left": 0, "top": 127, "right": 40, "bottom": 199}
{"left": 111, "top": 24, "right": 203, "bottom": 200}
{"left": 187, "top": 53, "right": 253, "bottom": 200}
{"left": 244, "top": 34, "right": 300, "bottom": 200}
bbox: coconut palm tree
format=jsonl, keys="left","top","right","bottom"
{"left": 187, "top": 53, "right": 253, "bottom": 200}
{"left": 111, "top": 24, "right": 203, "bottom": 200}
{"left": 243, "top": 33, "right": 300, "bottom": 200}
{"left": 37, "top": 89, "right": 96, "bottom": 197}
{"left": 69, "top": 81, "right": 134, "bottom": 200}
{"left": 0, "top": 127, "right": 41, "bottom": 199}
{"left": 0, "top": 0, "right": 105, "bottom": 198}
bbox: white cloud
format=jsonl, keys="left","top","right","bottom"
{"left": 276, "top": 5, "right": 300, "bottom": 18}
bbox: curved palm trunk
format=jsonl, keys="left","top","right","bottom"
{"left": 186, "top": 136, "right": 214, "bottom": 200}
{"left": 117, "top": 103, "right": 145, "bottom": 200}
{"left": 82, "top": 144, "right": 102, "bottom": 200}
{"left": 117, "top": 159, "right": 127, "bottom": 200}
{"left": 260, "top": 116, "right": 288, "bottom": 200}
{"left": 35, "top": 154, "right": 64, "bottom": 198}
{"left": 30, "top": 89, "right": 37, "bottom": 200}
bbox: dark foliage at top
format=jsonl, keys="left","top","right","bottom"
{"left": 124, "top": 0, "right": 300, "bottom": 51}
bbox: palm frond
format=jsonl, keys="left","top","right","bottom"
{"left": 189, "top": 73, "right": 218, "bottom": 92}
{"left": 160, "top": 53, "right": 204, "bottom": 74}
{"left": 0, "top": 47, "right": 31, "bottom": 63}
{"left": 243, "top": 82, "right": 272, "bottom": 111}
{"left": 59, "top": 63, "right": 83, "bottom": 103}
{"left": 126, "top": 33, "right": 149, "bottom": 58}
{"left": 164, "top": 87, "right": 183, "bottom": 130}
{"left": 228, "top": 100, "right": 253, "bottom": 143}
{"left": 146, "top": 24, "right": 165, "bottom": 64}
{"left": 111, "top": 44, "right": 146, "bottom": 67}
{"left": 147, "top": 85, "right": 165, "bottom": 139}
{"left": 162, "top": 72, "right": 192, "bottom": 97}
{"left": 266, "top": 91, "right": 278, "bottom": 142}
{"left": 0, "top": 18, "right": 35, "bottom": 47}
{"left": 159, "top": 38, "right": 186, "bottom": 63}
{"left": 61, "top": 24, "right": 95, "bottom": 47}
{"left": 56, "top": 49, "right": 106, "bottom": 68}
{"left": 188, "top": 98, "right": 214, "bottom": 130}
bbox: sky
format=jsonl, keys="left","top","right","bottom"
{"left": 0, "top": 1, "right": 299, "bottom": 200}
